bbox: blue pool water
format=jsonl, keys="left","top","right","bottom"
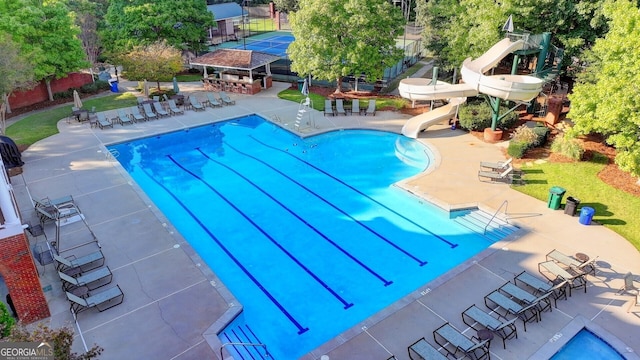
{"left": 551, "top": 329, "right": 625, "bottom": 360}
{"left": 109, "top": 115, "right": 494, "bottom": 359}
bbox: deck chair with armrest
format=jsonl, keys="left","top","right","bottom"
{"left": 95, "top": 113, "right": 113, "bottom": 129}
{"left": 616, "top": 272, "right": 640, "bottom": 312}
{"left": 53, "top": 249, "right": 105, "bottom": 273}
{"left": 33, "top": 195, "right": 74, "bottom": 210}
{"left": 188, "top": 95, "right": 205, "bottom": 111}
{"left": 205, "top": 93, "right": 222, "bottom": 108}
{"left": 142, "top": 103, "right": 158, "bottom": 120}
{"left": 335, "top": 99, "right": 347, "bottom": 115}
{"left": 546, "top": 249, "right": 598, "bottom": 276}
{"left": 462, "top": 304, "right": 518, "bottom": 349}
{"left": 480, "top": 157, "right": 513, "bottom": 171}
{"left": 478, "top": 165, "right": 516, "bottom": 183}
{"left": 538, "top": 260, "right": 587, "bottom": 296}
{"left": 497, "top": 281, "right": 553, "bottom": 318}
{"left": 116, "top": 109, "right": 135, "bottom": 125}
{"left": 58, "top": 266, "right": 113, "bottom": 292}
{"left": 408, "top": 337, "right": 448, "bottom": 360}
{"left": 365, "top": 99, "right": 377, "bottom": 116}
{"left": 152, "top": 101, "right": 170, "bottom": 117}
{"left": 351, "top": 99, "right": 363, "bottom": 115}
{"left": 129, "top": 106, "right": 146, "bottom": 122}
{"left": 167, "top": 99, "right": 184, "bottom": 115}
{"left": 514, "top": 270, "right": 568, "bottom": 307}
{"left": 219, "top": 91, "right": 235, "bottom": 105}
{"left": 484, "top": 289, "right": 539, "bottom": 331}
{"left": 433, "top": 322, "right": 490, "bottom": 360}
{"left": 66, "top": 285, "right": 124, "bottom": 314}
{"left": 36, "top": 203, "right": 82, "bottom": 228}
{"left": 324, "top": 99, "right": 335, "bottom": 116}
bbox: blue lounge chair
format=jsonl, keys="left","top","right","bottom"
{"left": 408, "top": 337, "right": 448, "bottom": 360}
{"left": 58, "top": 266, "right": 113, "bottom": 291}
{"left": 484, "top": 289, "right": 539, "bottom": 331}
{"left": 53, "top": 249, "right": 105, "bottom": 273}
{"left": 116, "top": 109, "right": 135, "bottom": 125}
{"left": 219, "top": 91, "right": 235, "bottom": 105}
{"left": 206, "top": 93, "right": 222, "bottom": 108}
{"left": 153, "top": 101, "right": 170, "bottom": 117}
{"left": 365, "top": 99, "right": 376, "bottom": 116}
{"left": 324, "top": 99, "right": 335, "bottom": 116}
{"left": 335, "top": 99, "right": 347, "bottom": 115}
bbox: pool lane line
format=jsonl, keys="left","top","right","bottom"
{"left": 221, "top": 143, "right": 428, "bottom": 267}
{"left": 249, "top": 136, "right": 459, "bottom": 249}
{"left": 136, "top": 164, "right": 310, "bottom": 335}
{"left": 168, "top": 155, "right": 355, "bottom": 311}
{"left": 197, "top": 148, "right": 393, "bottom": 287}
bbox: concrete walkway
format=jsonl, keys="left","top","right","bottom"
{"left": 13, "top": 80, "right": 640, "bottom": 359}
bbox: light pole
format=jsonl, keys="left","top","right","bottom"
{"left": 242, "top": 0, "right": 251, "bottom": 50}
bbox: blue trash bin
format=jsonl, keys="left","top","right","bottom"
{"left": 579, "top": 206, "right": 595, "bottom": 225}
{"left": 108, "top": 79, "right": 119, "bottom": 92}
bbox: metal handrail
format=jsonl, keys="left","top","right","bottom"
{"left": 220, "top": 342, "right": 269, "bottom": 359}
{"left": 483, "top": 200, "right": 509, "bottom": 235}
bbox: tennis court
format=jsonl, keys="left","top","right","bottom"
{"left": 230, "top": 33, "right": 294, "bottom": 57}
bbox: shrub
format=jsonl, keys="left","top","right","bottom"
{"left": 507, "top": 140, "right": 530, "bottom": 158}
{"left": 499, "top": 110, "right": 518, "bottom": 129}
{"left": 53, "top": 89, "right": 74, "bottom": 100}
{"left": 187, "top": 68, "right": 201, "bottom": 74}
{"left": 458, "top": 101, "right": 519, "bottom": 131}
{"left": 458, "top": 103, "right": 492, "bottom": 131}
{"left": 0, "top": 301, "right": 15, "bottom": 338}
{"left": 532, "top": 126, "right": 550, "bottom": 147}
{"left": 551, "top": 135, "right": 584, "bottom": 160}
{"left": 510, "top": 125, "right": 537, "bottom": 146}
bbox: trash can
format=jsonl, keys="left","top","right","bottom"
{"left": 579, "top": 206, "right": 595, "bottom": 225}
{"left": 108, "top": 79, "right": 119, "bottom": 93}
{"left": 547, "top": 186, "right": 566, "bottom": 210}
{"left": 297, "top": 79, "right": 305, "bottom": 92}
{"left": 564, "top": 196, "right": 580, "bottom": 216}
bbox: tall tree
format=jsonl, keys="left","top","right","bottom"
{"left": 0, "top": 0, "right": 88, "bottom": 101}
{"left": 273, "top": 0, "right": 298, "bottom": 13}
{"left": 416, "top": 0, "right": 609, "bottom": 71}
{"left": 68, "top": 0, "right": 109, "bottom": 66}
{"left": 567, "top": 0, "right": 640, "bottom": 177}
{"left": 102, "top": 0, "right": 215, "bottom": 56}
{"left": 117, "top": 41, "right": 183, "bottom": 90}
{"left": 288, "top": 0, "right": 404, "bottom": 93}
{"left": 0, "top": 33, "right": 35, "bottom": 115}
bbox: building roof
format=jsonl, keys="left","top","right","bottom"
{"left": 207, "top": 3, "right": 246, "bottom": 21}
{"left": 191, "top": 49, "right": 281, "bottom": 71}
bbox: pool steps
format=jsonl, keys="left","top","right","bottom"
{"left": 218, "top": 316, "right": 270, "bottom": 360}
{"left": 453, "top": 209, "right": 519, "bottom": 242}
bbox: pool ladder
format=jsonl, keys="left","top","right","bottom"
{"left": 220, "top": 342, "right": 269, "bottom": 359}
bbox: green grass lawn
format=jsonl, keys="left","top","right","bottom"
{"left": 6, "top": 92, "right": 138, "bottom": 147}
{"left": 516, "top": 153, "right": 640, "bottom": 250}
{"left": 175, "top": 74, "right": 203, "bottom": 82}
{"left": 278, "top": 89, "right": 408, "bottom": 112}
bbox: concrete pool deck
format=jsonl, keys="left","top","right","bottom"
{"left": 12, "top": 80, "right": 640, "bottom": 359}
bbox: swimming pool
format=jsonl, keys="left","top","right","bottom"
{"left": 109, "top": 115, "right": 494, "bottom": 359}
{"left": 551, "top": 329, "right": 624, "bottom": 360}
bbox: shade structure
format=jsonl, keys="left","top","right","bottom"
{"left": 73, "top": 90, "right": 83, "bottom": 109}
{"left": 173, "top": 77, "right": 180, "bottom": 94}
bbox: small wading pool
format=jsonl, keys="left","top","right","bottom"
{"left": 532, "top": 316, "right": 638, "bottom": 360}
{"left": 551, "top": 329, "right": 624, "bottom": 360}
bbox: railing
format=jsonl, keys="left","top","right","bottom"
{"left": 220, "top": 342, "right": 269, "bottom": 359}
{"left": 483, "top": 200, "right": 509, "bottom": 235}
